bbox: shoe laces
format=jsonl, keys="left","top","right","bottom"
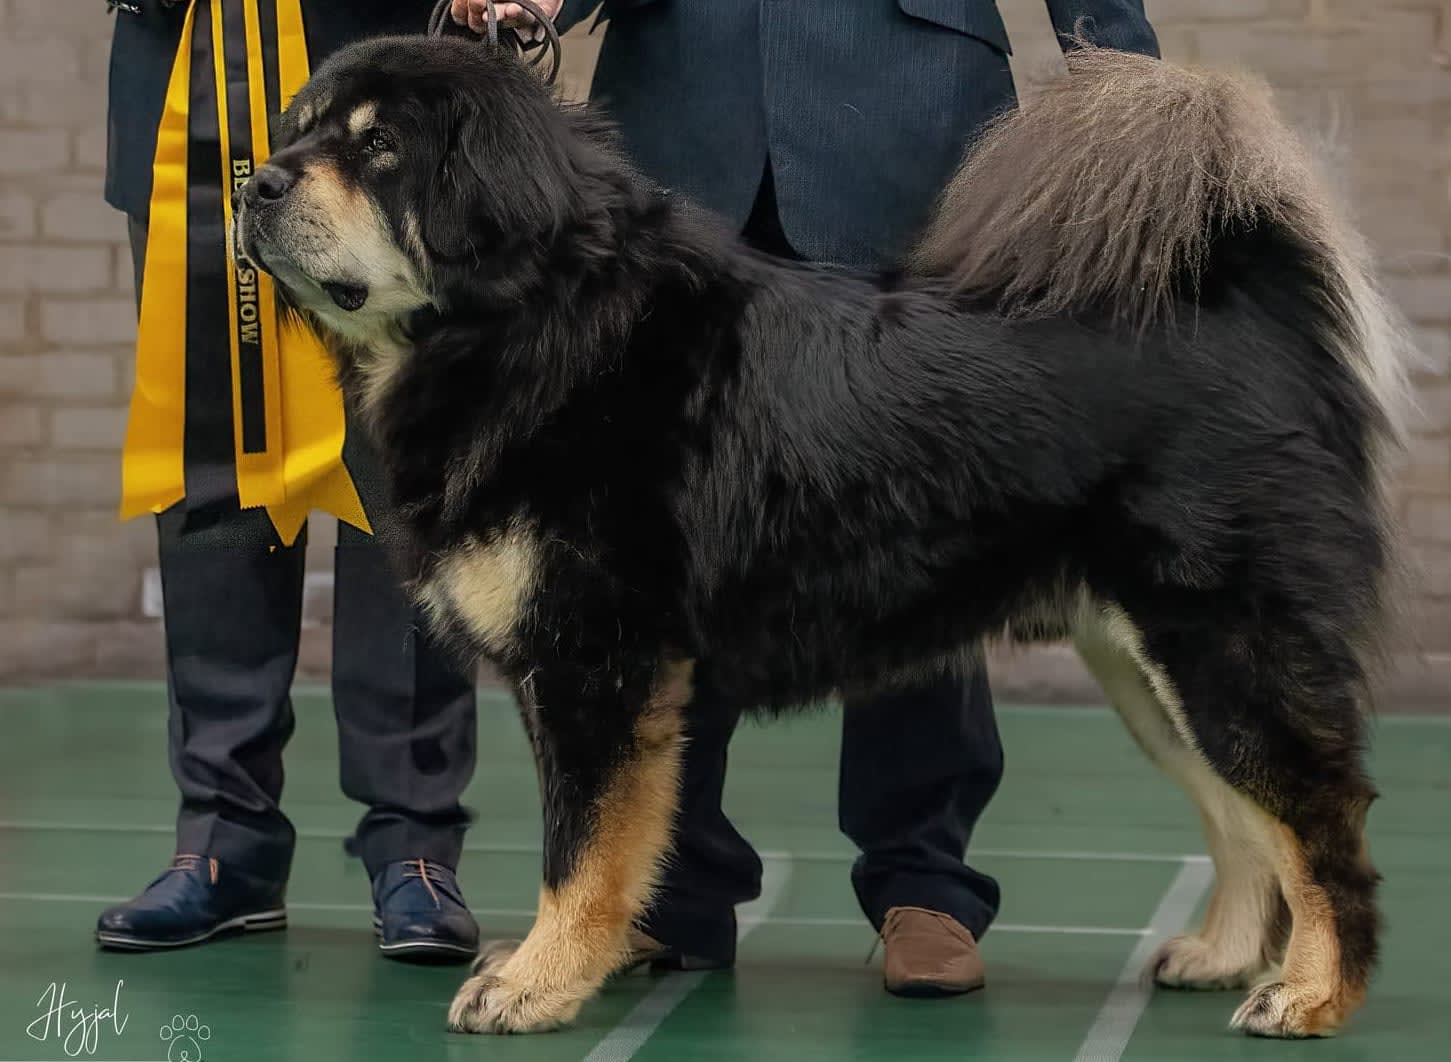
{"left": 866, "top": 907, "right": 916, "bottom": 965}
{"left": 168, "top": 853, "right": 219, "bottom": 885}
{"left": 400, "top": 859, "right": 452, "bottom": 908}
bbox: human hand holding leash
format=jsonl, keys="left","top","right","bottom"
{"left": 432, "top": 0, "right": 565, "bottom": 84}
{"left": 452, "top": 0, "right": 563, "bottom": 43}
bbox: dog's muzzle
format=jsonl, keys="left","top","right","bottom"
{"left": 234, "top": 166, "right": 371, "bottom": 313}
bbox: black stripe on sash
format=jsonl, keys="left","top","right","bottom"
{"left": 221, "top": 1, "right": 268, "bottom": 455}
{"left": 183, "top": 0, "right": 240, "bottom": 511}
{"left": 257, "top": 0, "right": 282, "bottom": 129}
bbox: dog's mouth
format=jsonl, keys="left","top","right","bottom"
{"left": 232, "top": 210, "right": 260, "bottom": 270}
{"left": 322, "top": 281, "right": 369, "bottom": 312}
{"left": 234, "top": 210, "right": 284, "bottom": 284}
{"left": 236, "top": 206, "right": 369, "bottom": 313}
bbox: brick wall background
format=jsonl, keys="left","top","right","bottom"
{"left": 1, "top": 1, "right": 1447, "bottom": 703}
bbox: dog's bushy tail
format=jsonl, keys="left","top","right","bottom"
{"left": 914, "top": 47, "right": 1412, "bottom": 448}
{"left": 915, "top": 46, "right": 1417, "bottom": 677}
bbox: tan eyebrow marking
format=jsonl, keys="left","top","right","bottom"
{"left": 294, "top": 91, "right": 330, "bottom": 134}
{"left": 347, "top": 102, "right": 379, "bottom": 136}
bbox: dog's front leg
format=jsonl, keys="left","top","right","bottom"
{"left": 447, "top": 658, "right": 691, "bottom": 1034}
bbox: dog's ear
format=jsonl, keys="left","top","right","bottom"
{"left": 418, "top": 74, "right": 642, "bottom": 292}
{"left": 419, "top": 93, "right": 494, "bottom": 265}
{"left": 420, "top": 83, "right": 573, "bottom": 269}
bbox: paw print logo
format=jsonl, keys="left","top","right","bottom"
{"left": 159, "top": 1014, "right": 211, "bottom": 1062}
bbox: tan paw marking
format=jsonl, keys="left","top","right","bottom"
{"left": 469, "top": 939, "right": 521, "bottom": 977}
{"left": 446, "top": 969, "right": 583, "bottom": 1035}
{"left": 1152, "top": 934, "right": 1264, "bottom": 991}
{"left": 1230, "top": 980, "right": 1345, "bottom": 1038}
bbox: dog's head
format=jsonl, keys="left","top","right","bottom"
{"left": 235, "top": 36, "right": 619, "bottom": 352}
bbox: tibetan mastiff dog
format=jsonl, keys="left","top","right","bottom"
{"left": 236, "top": 36, "right": 1410, "bottom": 1040}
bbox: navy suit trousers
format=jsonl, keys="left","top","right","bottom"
{"left": 638, "top": 174, "right": 1004, "bottom": 959}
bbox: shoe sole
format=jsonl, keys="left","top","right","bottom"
{"left": 618, "top": 949, "right": 734, "bottom": 976}
{"left": 885, "top": 978, "right": 986, "bottom": 999}
{"left": 96, "top": 908, "right": 287, "bottom": 951}
{"left": 372, "top": 915, "right": 477, "bottom": 962}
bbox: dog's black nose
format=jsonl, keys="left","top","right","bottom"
{"left": 253, "top": 165, "right": 295, "bottom": 201}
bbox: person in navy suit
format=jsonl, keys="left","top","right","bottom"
{"left": 456, "top": 0, "right": 1160, "bottom": 994}
{"left": 98, "top": 0, "right": 480, "bottom": 962}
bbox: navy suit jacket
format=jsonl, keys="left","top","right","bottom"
{"left": 105, "top": 1, "right": 437, "bottom": 218}
{"left": 557, "top": 0, "right": 1159, "bottom": 267}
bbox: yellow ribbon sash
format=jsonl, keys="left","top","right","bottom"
{"left": 120, "top": 0, "right": 369, "bottom": 545}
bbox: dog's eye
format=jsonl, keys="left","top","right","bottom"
{"left": 363, "top": 128, "right": 396, "bottom": 156}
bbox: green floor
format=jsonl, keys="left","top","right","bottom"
{"left": 0, "top": 684, "right": 1447, "bottom": 1062}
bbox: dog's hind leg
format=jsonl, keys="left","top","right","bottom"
{"left": 447, "top": 657, "right": 690, "bottom": 1035}
{"left": 1212, "top": 670, "right": 1379, "bottom": 1039}
{"left": 1074, "top": 611, "right": 1284, "bottom": 992}
{"left": 1084, "top": 605, "right": 1380, "bottom": 1037}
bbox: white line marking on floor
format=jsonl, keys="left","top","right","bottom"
{"left": 33, "top": 682, "right": 1451, "bottom": 726}
{"left": 756, "top": 847, "right": 1210, "bottom": 865}
{"left": 766, "top": 915, "right": 1148, "bottom": 936}
{"left": 0, "top": 821, "right": 1209, "bottom": 866}
{"left": 1072, "top": 857, "right": 1214, "bottom": 1062}
{"left": 0, "top": 893, "right": 1154, "bottom": 940}
{"left": 20, "top": 683, "right": 1450, "bottom": 727}
{"left": 0, "top": 891, "right": 1147, "bottom": 938}
{"left": 970, "top": 849, "right": 1209, "bottom": 865}
{"left": 24, "top": 681, "right": 1116, "bottom": 715}
{"left": 579, "top": 854, "right": 792, "bottom": 1062}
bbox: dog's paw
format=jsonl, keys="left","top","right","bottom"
{"left": 1229, "top": 980, "right": 1346, "bottom": 1038}
{"left": 469, "top": 939, "right": 522, "bottom": 977}
{"left": 1151, "top": 934, "right": 1261, "bottom": 990}
{"left": 446, "top": 970, "right": 582, "bottom": 1035}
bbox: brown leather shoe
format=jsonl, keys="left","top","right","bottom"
{"left": 880, "top": 906, "right": 986, "bottom": 997}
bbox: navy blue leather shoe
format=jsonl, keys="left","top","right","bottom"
{"left": 372, "top": 859, "right": 479, "bottom": 963}
{"left": 96, "top": 854, "right": 287, "bottom": 950}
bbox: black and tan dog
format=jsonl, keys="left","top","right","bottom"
{"left": 235, "top": 37, "right": 1410, "bottom": 1039}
